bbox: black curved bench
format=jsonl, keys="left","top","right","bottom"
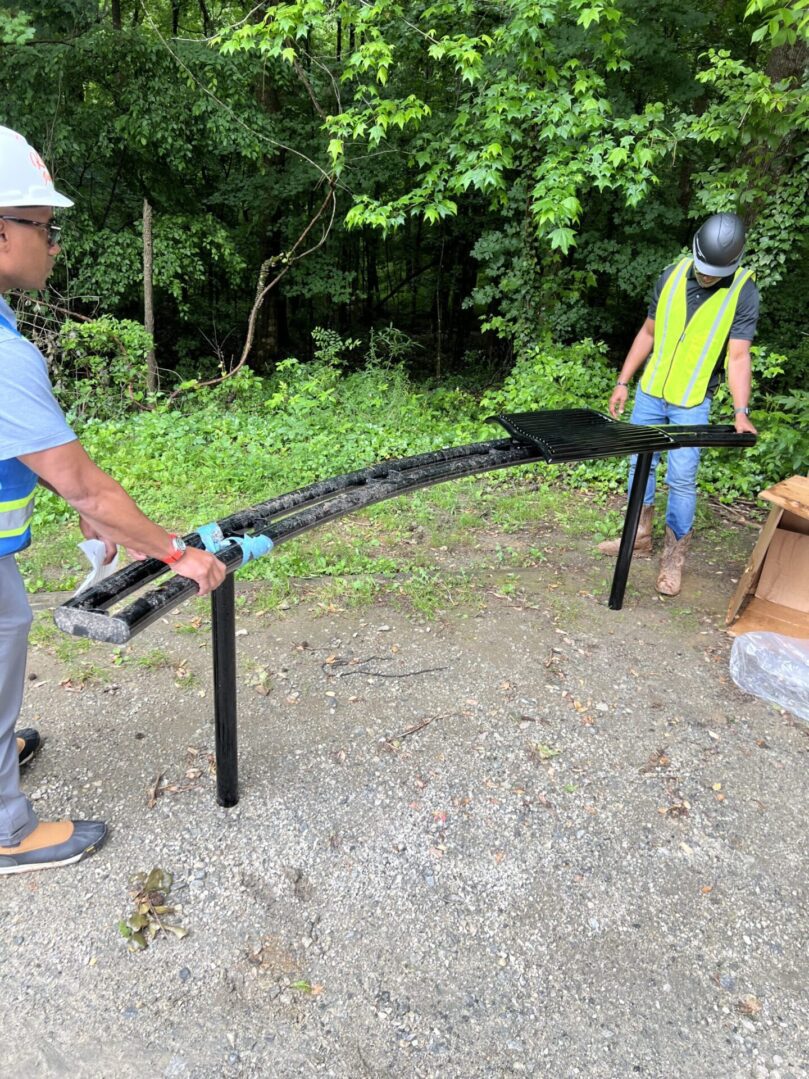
{"left": 54, "top": 408, "right": 754, "bottom": 806}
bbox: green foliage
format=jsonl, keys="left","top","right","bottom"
{"left": 38, "top": 330, "right": 481, "bottom": 532}
{"left": 746, "top": 0, "right": 809, "bottom": 45}
{"left": 0, "top": 9, "right": 35, "bottom": 43}
{"left": 481, "top": 338, "right": 616, "bottom": 413}
{"left": 700, "top": 347, "right": 809, "bottom": 500}
{"left": 53, "top": 317, "right": 154, "bottom": 421}
{"left": 762, "top": 390, "right": 809, "bottom": 474}
{"left": 467, "top": 222, "right": 543, "bottom": 344}
{"left": 2, "top": 0, "right": 807, "bottom": 375}
{"left": 18, "top": 331, "right": 809, "bottom": 596}
{"left": 67, "top": 215, "right": 248, "bottom": 318}
{"left": 1, "top": 10, "right": 292, "bottom": 370}
{"left": 223, "top": 0, "right": 671, "bottom": 246}
{"left": 676, "top": 1, "right": 809, "bottom": 289}
{"left": 2, "top": 0, "right": 807, "bottom": 561}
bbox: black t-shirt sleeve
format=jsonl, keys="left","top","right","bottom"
{"left": 729, "top": 277, "right": 760, "bottom": 341}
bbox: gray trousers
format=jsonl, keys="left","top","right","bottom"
{"left": 0, "top": 554, "right": 38, "bottom": 845}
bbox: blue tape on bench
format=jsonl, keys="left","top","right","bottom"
{"left": 197, "top": 523, "right": 273, "bottom": 566}
{"left": 197, "top": 521, "right": 227, "bottom": 552}
{"left": 233, "top": 534, "right": 273, "bottom": 565}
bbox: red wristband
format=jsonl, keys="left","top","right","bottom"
{"left": 161, "top": 534, "right": 187, "bottom": 564}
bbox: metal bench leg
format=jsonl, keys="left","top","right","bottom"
{"left": 608, "top": 451, "right": 653, "bottom": 611}
{"left": 211, "top": 573, "right": 239, "bottom": 806}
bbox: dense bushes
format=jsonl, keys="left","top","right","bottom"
{"left": 22, "top": 330, "right": 808, "bottom": 591}
{"left": 51, "top": 318, "right": 153, "bottom": 422}
{"left": 64, "top": 331, "right": 809, "bottom": 515}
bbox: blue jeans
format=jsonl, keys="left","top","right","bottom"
{"left": 627, "top": 386, "right": 712, "bottom": 540}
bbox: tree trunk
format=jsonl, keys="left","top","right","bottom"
{"left": 142, "top": 198, "right": 158, "bottom": 393}
{"left": 364, "top": 232, "right": 379, "bottom": 323}
{"left": 198, "top": 0, "right": 213, "bottom": 36}
{"left": 111, "top": 0, "right": 121, "bottom": 31}
{"left": 253, "top": 35, "right": 288, "bottom": 371}
{"left": 435, "top": 236, "right": 445, "bottom": 378}
{"left": 765, "top": 40, "right": 808, "bottom": 83}
{"left": 254, "top": 229, "right": 288, "bottom": 369}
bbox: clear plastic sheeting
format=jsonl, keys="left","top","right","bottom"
{"left": 730, "top": 632, "right": 809, "bottom": 722}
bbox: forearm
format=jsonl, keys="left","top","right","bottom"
{"left": 21, "top": 442, "right": 176, "bottom": 561}
{"left": 727, "top": 353, "right": 752, "bottom": 411}
{"left": 607, "top": 319, "right": 655, "bottom": 418}
{"left": 725, "top": 340, "right": 757, "bottom": 435}
{"left": 617, "top": 322, "right": 655, "bottom": 384}
{"left": 68, "top": 472, "right": 175, "bottom": 560}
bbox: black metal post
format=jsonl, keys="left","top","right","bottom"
{"left": 608, "top": 451, "right": 654, "bottom": 611}
{"left": 211, "top": 573, "right": 239, "bottom": 807}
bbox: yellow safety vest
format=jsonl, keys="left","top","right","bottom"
{"left": 0, "top": 313, "right": 37, "bottom": 555}
{"left": 640, "top": 258, "right": 755, "bottom": 407}
{"left": 0, "top": 458, "right": 36, "bottom": 555}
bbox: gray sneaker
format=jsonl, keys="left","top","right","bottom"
{"left": 0, "top": 821, "right": 107, "bottom": 875}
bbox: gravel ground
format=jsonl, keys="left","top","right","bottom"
{"left": 1, "top": 525, "right": 807, "bottom": 1079}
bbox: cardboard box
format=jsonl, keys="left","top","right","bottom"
{"left": 726, "top": 475, "right": 809, "bottom": 638}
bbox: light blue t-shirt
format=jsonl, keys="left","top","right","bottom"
{"left": 0, "top": 295, "right": 76, "bottom": 554}
{"left": 0, "top": 295, "right": 76, "bottom": 460}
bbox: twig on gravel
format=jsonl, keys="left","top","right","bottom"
{"left": 485, "top": 590, "right": 543, "bottom": 611}
{"left": 146, "top": 771, "right": 201, "bottom": 808}
{"left": 146, "top": 771, "right": 164, "bottom": 809}
{"left": 321, "top": 654, "right": 385, "bottom": 675}
{"left": 340, "top": 665, "right": 447, "bottom": 679}
{"left": 388, "top": 711, "right": 460, "bottom": 745}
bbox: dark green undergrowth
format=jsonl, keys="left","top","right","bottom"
{"left": 19, "top": 334, "right": 807, "bottom": 592}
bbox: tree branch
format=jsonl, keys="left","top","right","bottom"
{"left": 167, "top": 182, "right": 337, "bottom": 399}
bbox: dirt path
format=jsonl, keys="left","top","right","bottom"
{"left": 2, "top": 522, "right": 807, "bottom": 1079}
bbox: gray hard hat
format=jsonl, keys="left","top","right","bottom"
{"left": 692, "top": 213, "right": 745, "bottom": 276}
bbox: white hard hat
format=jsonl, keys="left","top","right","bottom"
{"left": 0, "top": 125, "right": 73, "bottom": 208}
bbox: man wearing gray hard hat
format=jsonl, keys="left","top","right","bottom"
{"left": 0, "top": 126, "right": 226, "bottom": 875}
{"left": 597, "top": 213, "right": 759, "bottom": 597}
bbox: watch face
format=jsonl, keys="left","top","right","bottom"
{"left": 172, "top": 537, "right": 187, "bottom": 555}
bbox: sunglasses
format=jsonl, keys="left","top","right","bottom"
{"left": 0, "top": 216, "right": 61, "bottom": 247}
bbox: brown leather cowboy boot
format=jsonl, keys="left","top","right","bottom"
{"left": 656, "top": 527, "right": 692, "bottom": 596}
{"left": 598, "top": 504, "right": 655, "bottom": 557}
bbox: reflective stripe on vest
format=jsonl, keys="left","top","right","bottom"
{"left": 0, "top": 460, "right": 37, "bottom": 555}
{"left": 642, "top": 258, "right": 691, "bottom": 393}
{"left": 0, "top": 490, "right": 35, "bottom": 536}
{"left": 640, "top": 258, "right": 754, "bottom": 407}
{"left": 0, "top": 307, "right": 37, "bottom": 555}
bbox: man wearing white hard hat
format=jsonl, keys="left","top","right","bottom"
{"left": 0, "top": 126, "right": 226, "bottom": 875}
{"left": 596, "top": 213, "right": 760, "bottom": 597}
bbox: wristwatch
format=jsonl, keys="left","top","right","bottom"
{"left": 616, "top": 380, "right": 629, "bottom": 388}
{"left": 161, "top": 533, "right": 187, "bottom": 564}
{"left": 734, "top": 407, "right": 750, "bottom": 415}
